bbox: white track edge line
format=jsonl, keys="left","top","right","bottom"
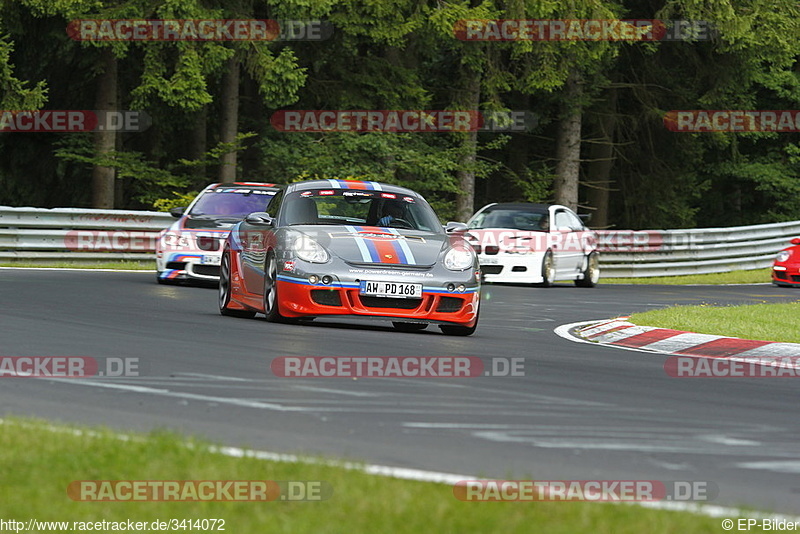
{"left": 0, "top": 267, "right": 153, "bottom": 272}
{"left": 2, "top": 417, "right": 796, "bottom": 520}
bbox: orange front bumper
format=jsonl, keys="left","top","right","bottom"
{"left": 277, "top": 280, "right": 479, "bottom": 326}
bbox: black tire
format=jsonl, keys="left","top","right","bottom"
{"left": 575, "top": 252, "right": 600, "bottom": 288}
{"left": 219, "top": 251, "right": 256, "bottom": 318}
{"left": 263, "top": 251, "right": 285, "bottom": 322}
{"left": 539, "top": 250, "right": 555, "bottom": 287}
{"left": 393, "top": 322, "right": 428, "bottom": 332}
{"left": 439, "top": 307, "right": 479, "bottom": 336}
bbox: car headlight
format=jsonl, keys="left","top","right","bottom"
{"left": 293, "top": 236, "right": 330, "bottom": 263}
{"left": 444, "top": 246, "right": 475, "bottom": 271}
{"left": 163, "top": 233, "right": 189, "bottom": 248}
{"left": 776, "top": 250, "right": 791, "bottom": 263}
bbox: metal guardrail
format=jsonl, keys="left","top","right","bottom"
{"left": 595, "top": 221, "right": 800, "bottom": 277}
{"left": 0, "top": 207, "right": 172, "bottom": 261}
{"left": 0, "top": 206, "right": 798, "bottom": 277}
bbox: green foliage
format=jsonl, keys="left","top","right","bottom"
{"left": 177, "top": 132, "right": 257, "bottom": 168}
{"left": 54, "top": 146, "right": 189, "bottom": 205}
{"left": 54, "top": 133, "right": 257, "bottom": 206}
{"left": 244, "top": 45, "right": 306, "bottom": 107}
{"left": 132, "top": 44, "right": 225, "bottom": 111}
{"left": 0, "top": 36, "right": 47, "bottom": 109}
{"left": 2, "top": 0, "right": 800, "bottom": 229}
{"left": 258, "top": 131, "right": 502, "bottom": 219}
{"left": 152, "top": 191, "right": 198, "bottom": 211}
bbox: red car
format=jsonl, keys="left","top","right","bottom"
{"left": 772, "top": 237, "right": 800, "bottom": 287}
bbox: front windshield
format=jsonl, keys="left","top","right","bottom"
{"left": 468, "top": 208, "right": 548, "bottom": 231}
{"left": 189, "top": 188, "right": 277, "bottom": 219}
{"left": 280, "top": 189, "right": 443, "bottom": 233}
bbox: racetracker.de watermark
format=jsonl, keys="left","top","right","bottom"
{"left": 453, "top": 479, "right": 717, "bottom": 502}
{"left": 454, "top": 19, "right": 714, "bottom": 41}
{"left": 68, "top": 480, "right": 332, "bottom": 501}
{"left": 665, "top": 356, "right": 800, "bottom": 378}
{"left": 664, "top": 110, "right": 800, "bottom": 132}
{"left": 67, "top": 19, "right": 333, "bottom": 41}
{"left": 466, "top": 229, "right": 596, "bottom": 254}
{"left": 0, "top": 110, "right": 150, "bottom": 133}
{"left": 270, "top": 110, "right": 537, "bottom": 133}
{"left": 0, "top": 357, "right": 141, "bottom": 378}
{"left": 271, "top": 356, "right": 524, "bottom": 378}
{"left": 64, "top": 230, "right": 157, "bottom": 252}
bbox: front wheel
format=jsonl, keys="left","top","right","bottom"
{"left": 539, "top": 250, "right": 555, "bottom": 287}
{"left": 263, "top": 251, "right": 285, "bottom": 322}
{"left": 575, "top": 252, "right": 600, "bottom": 288}
{"left": 219, "top": 251, "right": 256, "bottom": 318}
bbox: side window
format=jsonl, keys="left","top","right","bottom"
{"left": 467, "top": 211, "right": 486, "bottom": 229}
{"left": 554, "top": 210, "right": 572, "bottom": 230}
{"left": 565, "top": 210, "right": 584, "bottom": 231}
{"left": 265, "top": 190, "right": 284, "bottom": 217}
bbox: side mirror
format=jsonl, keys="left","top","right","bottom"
{"left": 791, "top": 237, "right": 800, "bottom": 245}
{"left": 445, "top": 221, "right": 469, "bottom": 234}
{"left": 245, "top": 212, "right": 275, "bottom": 226}
{"left": 169, "top": 206, "right": 186, "bottom": 218}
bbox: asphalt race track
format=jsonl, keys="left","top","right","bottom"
{"left": 2, "top": 269, "right": 800, "bottom": 513}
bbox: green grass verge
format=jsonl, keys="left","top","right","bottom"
{"left": 0, "top": 417, "right": 765, "bottom": 533}
{"left": 630, "top": 301, "right": 800, "bottom": 343}
{"left": 0, "top": 260, "right": 153, "bottom": 270}
{"left": 603, "top": 268, "right": 771, "bottom": 285}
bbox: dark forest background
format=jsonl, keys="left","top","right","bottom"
{"left": 2, "top": 0, "right": 800, "bottom": 229}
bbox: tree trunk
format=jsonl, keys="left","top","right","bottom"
{"left": 240, "top": 76, "right": 264, "bottom": 181}
{"left": 218, "top": 54, "right": 240, "bottom": 183}
{"left": 553, "top": 67, "right": 583, "bottom": 211}
{"left": 455, "top": 65, "right": 481, "bottom": 222}
{"left": 91, "top": 48, "right": 117, "bottom": 208}
{"left": 586, "top": 88, "right": 617, "bottom": 228}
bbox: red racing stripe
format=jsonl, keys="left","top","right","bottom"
{"left": 370, "top": 237, "right": 401, "bottom": 264}
{"left": 675, "top": 337, "right": 771, "bottom": 357}
{"left": 613, "top": 329, "right": 685, "bottom": 348}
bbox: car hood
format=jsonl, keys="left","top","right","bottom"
{"left": 182, "top": 216, "right": 242, "bottom": 230}
{"left": 465, "top": 228, "right": 548, "bottom": 252}
{"left": 287, "top": 225, "right": 451, "bottom": 267}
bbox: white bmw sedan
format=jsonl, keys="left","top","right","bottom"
{"left": 465, "top": 203, "right": 599, "bottom": 287}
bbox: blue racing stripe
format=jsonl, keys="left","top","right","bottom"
{"left": 361, "top": 236, "right": 381, "bottom": 262}
{"left": 277, "top": 274, "right": 359, "bottom": 289}
{"left": 345, "top": 225, "right": 373, "bottom": 262}
{"left": 386, "top": 229, "right": 416, "bottom": 265}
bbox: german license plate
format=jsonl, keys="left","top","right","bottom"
{"left": 202, "top": 255, "right": 221, "bottom": 266}
{"left": 480, "top": 257, "right": 499, "bottom": 265}
{"left": 359, "top": 280, "right": 422, "bottom": 298}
